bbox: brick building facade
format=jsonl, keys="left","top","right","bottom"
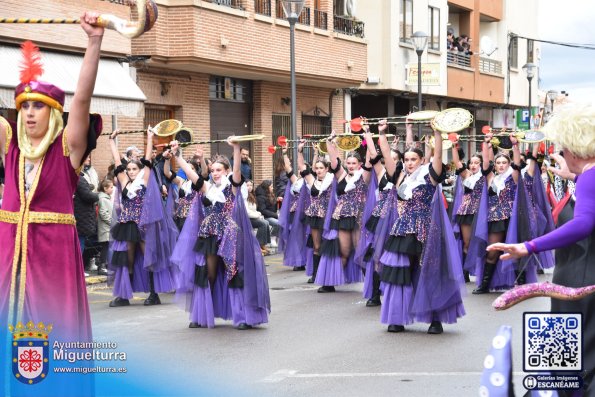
{"left": 1, "top": 0, "right": 368, "bottom": 183}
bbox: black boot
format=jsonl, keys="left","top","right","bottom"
{"left": 462, "top": 253, "right": 470, "bottom": 283}
{"left": 308, "top": 254, "right": 320, "bottom": 284}
{"left": 472, "top": 262, "right": 496, "bottom": 294}
{"left": 109, "top": 297, "right": 130, "bottom": 307}
{"left": 515, "top": 270, "right": 527, "bottom": 286}
{"left": 427, "top": 320, "right": 443, "bottom": 334}
{"left": 366, "top": 271, "right": 381, "bottom": 307}
{"left": 317, "top": 286, "right": 336, "bottom": 293}
{"left": 144, "top": 272, "right": 161, "bottom": 306}
{"left": 97, "top": 263, "right": 108, "bottom": 276}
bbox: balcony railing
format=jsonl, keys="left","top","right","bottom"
{"left": 276, "top": 3, "right": 310, "bottom": 25}
{"left": 479, "top": 57, "right": 502, "bottom": 74}
{"left": 447, "top": 51, "right": 472, "bottom": 68}
{"left": 254, "top": 0, "right": 271, "bottom": 16}
{"left": 204, "top": 0, "right": 243, "bottom": 9}
{"left": 314, "top": 9, "right": 328, "bottom": 30}
{"left": 333, "top": 15, "right": 364, "bottom": 38}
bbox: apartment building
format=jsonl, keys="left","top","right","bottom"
{"left": 352, "top": 0, "right": 540, "bottom": 154}
{"left": 0, "top": 0, "right": 368, "bottom": 182}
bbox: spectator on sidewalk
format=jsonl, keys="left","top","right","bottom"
{"left": 256, "top": 179, "right": 280, "bottom": 247}
{"left": 74, "top": 171, "right": 99, "bottom": 277}
{"left": 245, "top": 180, "right": 272, "bottom": 255}
{"left": 96, "top": 179, "right": 113, "bottom": 276}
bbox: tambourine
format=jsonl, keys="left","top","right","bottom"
{"left": 431, "top": 108, "right": 473, "bottom": 133}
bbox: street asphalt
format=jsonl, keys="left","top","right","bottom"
{"left": 87, "top": 253, "right": 551, "bottom": 397}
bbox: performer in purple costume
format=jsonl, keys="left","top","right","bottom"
{"left": 278, "top": 147, "right": 309, "bottom": 272}
{"left": 488, "top": 104, "right": 595, "bottom": 395}
{"left": 170, "top": 139, "right": 270, "bottom": 330}
{"left": 0, "top": 15, "right": 104, "bottom": 395}
{"left": 378, "top": 120, "right": 465, "bottom": 334}
{"left": 355, "top": 129, "right": 400, "bottom": 307}
{"left": 469, "top": 133, "right": 521, "bottom": 294}
{"left": 108, "top": 127, "right": 177, "bottom": 307}
{"left": 449, "top": 135, "right": 492, "bottom": 282}
{"left": 298, "top": 140, "right": 334, "bottom": 284}
{"left": 163, "top": 147, "right": 205, "bottom": 230}
{"left": 314, "top": 135, "right": 369, "bottom": 293}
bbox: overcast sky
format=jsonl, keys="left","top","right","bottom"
{"left": 537, "top": 0, "right": 595, "bottom": 104}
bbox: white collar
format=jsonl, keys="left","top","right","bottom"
{"left": 206, "top": 176, "right": 230, "bottom": 204}
{"left": 312, "top": 172, "right": 333, "bottom": 193}
{"left": 463, "top": 169, "right": 482, "bottom": 190}
{"left": 344, "top": 168, "right": 364, "bottom": 192}
{"left": 491, "top": 167, "right": 513, "bottom": 195}
{"left": 126, "top": 169, "right": 145, "bottom": 199}
{"left": 397, "top": 164, "right": 429, "bottom": 200}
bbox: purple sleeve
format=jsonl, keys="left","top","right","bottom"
{"left": 529, "top": 168, "right": 595, "bottom": 252}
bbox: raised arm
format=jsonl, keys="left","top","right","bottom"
{"left": 109, "top": 130, "right": 128, "bottom": 187}
{"left": 327, "top": 132, "right": 345, "bottom": 181}
{"left": 451, "top": 137, "right": 470, "bottom": 179}
{"left": 142, "top": 127, "right": 154, "bottom": 186}
{"left": 297, "top": 140, "right": 314, "bottom": 186}
{"left": 229, "top": 138, "right": 242, "bottom": 192}
{"left": 511, "top": 135, "right": 521, "bottom": 183}
{"left": 194, "top": 147, "right": 209, "bottom": 179}
{"left": 162, "top": 150, "right": 182, "bottom": 186}
{"left": 282, "top": 148, "right": 297, "bottom": 184}
{"left": 170, "top": 141, "right": 201, "bottom": 188}
{"left": 377, "top": 120, "right": 396, "bottom": 177}
{"left": 430, "top": 128, "right": 443, "bottom": 185}
{"left": 364, "top": 129, "right": 384, "bottom": 180}
{"left": 66, "top": 12, "right": 105, "bottom": 169}
{"left": 526, "top": 142, "right": 540, "bottom": 177}
{"left": 405, "top": 121, "right": 415, "bottom": 149}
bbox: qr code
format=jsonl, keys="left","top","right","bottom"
{"left": 524, "top": 313, "right": 582, "bottom": 371}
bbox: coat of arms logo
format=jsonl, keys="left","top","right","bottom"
{"left": 9, "top": 321, "right": 52, "bottom": 385}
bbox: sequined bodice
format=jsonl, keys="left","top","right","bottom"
{"left": 175, "top": 189, "right": 197, "bottom": 219}
{"left": 390, "top": 174, "right": 436, "bottom": 243}
{"left": 199, "top": 184, "right": 235, "bottom": 238}
{"left": 119, "top": 185, "right": 146, "bottom": 224}
{"left": 457, "top": 175, "right": 485, "bottom": 216}
{"left": 372, "top": 188, "right": 392, "bottom": 218}
{"left": 289, "top": 192, "right": 299, "bottom": 213}
{"left": 488, "top": 175, "right": 516, "bottom": 222}
{"left": 524, "top": 174, "right": 535, "bottom": 207}
{"left": 305, "top": 184, "right": 331, "bottom": 219}
{"left": 332, "top": 176, "right": 366, "bottom": 221}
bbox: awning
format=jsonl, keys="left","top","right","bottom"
{"left": 0, "top": 45, "right": 146, "bottom": 117}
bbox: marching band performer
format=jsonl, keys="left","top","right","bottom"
{"left": 170, "top": 139, "right": 270, "bottom": 330}
{"left": 355, "top": 129, "right": 399, "bottom": 307}
{"left": 314, "top": 136, "right": 369, "bottom": 292}
{"left": 163, "top": 147, "right": 206, "bottom": 230}
{"left": 298, "top": 140, "right": 334, "bottom": 285}
{"left": 377, "top": 120, "right": 465, "bottom": 334}
{"left": 107, "top": 127, "right": 177, "bottom": 308}
{"left": 466, "top": 133, "right": 522, "bottom": 294}
{"left": 278, "top": 147, "right": 309, "bottom": 271}
{"left": 449, "top": 136, "right": 492, "bottom": 282}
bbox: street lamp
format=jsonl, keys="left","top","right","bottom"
{"left": 522, "top": 63, "right": 537, "bottom": 129}
{"left": 281, "top": 0, "right": 305, "bottom": 170}
{"left": 546, "top": 89, "right": 558, "bottom": 115}
{"left": 411, "top": 31, "right": 428, "bottom": 136}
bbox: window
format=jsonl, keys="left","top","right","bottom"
{"left": 209, "top": 76, "right": 250, "bottom": 102}
{"left": 400, "top": 0, "right": 413, "bottom": 43}
{"left": 510, "top": 36, "right": 518, "bottom": 69}
{"left": 428, "top": 7, "right": 440, "bottom": 50}
{"left": 527, "top": 39, "right": 534, "bottom": 63}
